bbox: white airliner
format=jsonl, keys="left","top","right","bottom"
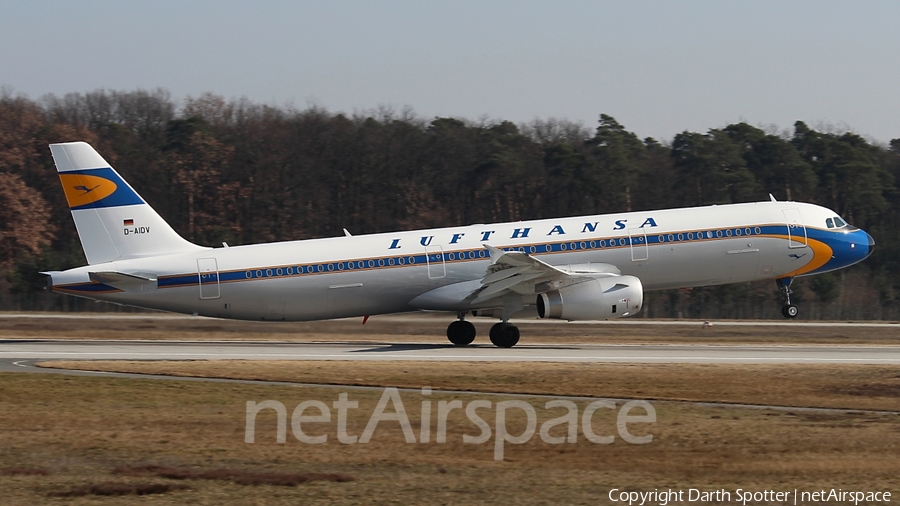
{"left": 43, "top": 142, "right": 874, "bottom": 347}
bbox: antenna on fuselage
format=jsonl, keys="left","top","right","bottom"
{"left": 769, "top": 193, "right": 777, "bottom": 202}
{"left": 343, "top": 228, "right": 352, "bottom": 237}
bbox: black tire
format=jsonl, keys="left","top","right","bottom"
{"left": 489, "top": 322, "right": 502, "bottom": 341}
{"left": 489, "top": 322, "right": 520, "bottom": 348}
{"left": 783, "top": 304, "right": 799, "bottom": 318}
{"left": 447, "top": 320, "right": 476, "bottom": 346}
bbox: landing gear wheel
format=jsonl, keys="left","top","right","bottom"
{"left": 776, "top": 278, "right": 799, "bottom": 319}
{"left": 489, "top": 322, "right": 520, "bottom": 348}
{"left": 782, "top": 304, "right": 799, "bottom": 318}
{"left": 446, "top": 320, "right": 476, "bottom": 346}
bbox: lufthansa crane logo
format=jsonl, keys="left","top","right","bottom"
{"left": 59, "top": 174, "right": 118, "bottom": 208}
{"left": 74, "top": 184, "right": 101, "bottom": 195}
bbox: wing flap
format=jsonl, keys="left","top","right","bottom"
{"left": 471, "top": 271, "right": 544, "bottom": 304}
{"left": 481, "top": 264, "right": 532, "bottom": 285}
{"left": 470, "top": 245, "right": 588, "bottom": 304}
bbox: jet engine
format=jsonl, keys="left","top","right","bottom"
{"left": 537, "top": 275, "right": 643, "bottom": 321}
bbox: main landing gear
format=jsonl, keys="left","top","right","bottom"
{"left": 777, "top": 277, "right": 799, "bottom": 318}
{"left": 489, "top": 322, "right": 520, "bottom": 348}
{"left": 446, "top": 312, "right": 476, "bottom": 346}
{"left": 445, "top": 312, "right": 521, "bottom": 347}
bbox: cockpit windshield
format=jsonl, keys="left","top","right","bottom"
{"left": 825, "top": 216, "right": 851, "bottom": 229}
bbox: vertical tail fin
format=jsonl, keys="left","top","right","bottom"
{"left": 50, "top": 142, "right": 204, "bottom": 265}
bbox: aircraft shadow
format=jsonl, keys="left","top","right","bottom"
{"left": 347, "top": 343, "right": 581, "bottom": 352}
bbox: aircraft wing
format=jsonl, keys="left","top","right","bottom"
{"left": 468, "top": 245, "right": 618, "bottom": 305}
{"left": 408, "top": 245, "right": 621, "bottom": 311}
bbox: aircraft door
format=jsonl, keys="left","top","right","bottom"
{"left": 197, "top": 257, "right": 220, "bottom": 299}
{"left": 425, "top": 245, "right": 446, "bottom": 279}
{"left": 628, "top": 228, "right": 648, "bottom": 261}
{"left": 782, "top": 209, "right": 808, "bottom": 248}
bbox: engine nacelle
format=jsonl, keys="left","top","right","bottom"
{"left": 537, "top": 275, "right": 643, "bottom": 321}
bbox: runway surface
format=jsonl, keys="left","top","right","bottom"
{"left": 4, "top": 340, "right": 900, "bottom": 416}
{"left": 2, "top": 339, "right": 900, "bottom": 364}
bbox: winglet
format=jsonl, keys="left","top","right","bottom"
{"left": 483, "top": 244, "right": 505, "bottom": 263}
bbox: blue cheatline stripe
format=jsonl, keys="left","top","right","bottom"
{"left": 152, "top": 222, "right": 801, "bottom": 289}
{"left": 68, "top": 168, "right": 144, "bottom": 210}
{"left": 60, "top": 222, "right": 855, "bottom": 293}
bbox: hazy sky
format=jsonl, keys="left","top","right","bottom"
{"left": 2, "top": 0, "right": 898, "bottom": 143}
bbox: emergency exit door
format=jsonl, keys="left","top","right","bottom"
{"left": 782, "top": 209, "right": 808, "bottom": 249}
{"left": 197, "top": 257, "right": 220, "bottom": 299}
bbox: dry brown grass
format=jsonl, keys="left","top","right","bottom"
{"left": 2, "top": 369, "right": 899, "bottom": 504}
{"left": 49, "top": 481, "right": 190, "bottom": 497}
{"left": 1, "top": 467, "right": 49, "bottom": 476}
{"left": 4, "top": 313, "right": 900, "bottom": 344}
{"left": 40, "top": 360, "right": 900, "bottom": 412}
{"left": 114, "top": 464, "right": 355, "bottom": 486}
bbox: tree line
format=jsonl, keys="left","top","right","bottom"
{"left": 1, "top": 88, "right": 898, "bottom": 318}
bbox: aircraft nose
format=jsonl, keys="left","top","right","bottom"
{"left": 848, "top": 230, "right": 874, "bottom": 261}
{"left": 862, "top": 231, "right": 875, "bottom": 259}
{"left": 836, "top": 229, "right": 875, "bottom": 266}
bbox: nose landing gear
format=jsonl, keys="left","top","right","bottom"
{"left": 777, "top": 277, "right": 799, "bottom": 318}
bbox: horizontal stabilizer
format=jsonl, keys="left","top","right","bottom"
{"left": 88, "top": 271, "right": 158, "bottom": 292}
